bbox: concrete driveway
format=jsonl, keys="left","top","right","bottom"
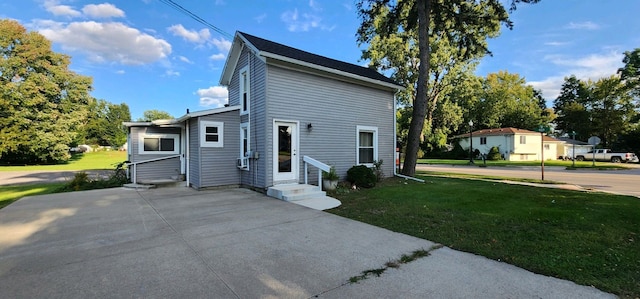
{"left": 0, "top": 187, "right": 615, "bottom": 298}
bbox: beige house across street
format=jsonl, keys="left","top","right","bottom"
{"left": 457, "top": 127, "right": 565, "bottom": 161}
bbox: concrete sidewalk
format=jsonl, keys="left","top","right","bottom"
{"left": 0, "top": 187, "right": 615, "bottom": 298}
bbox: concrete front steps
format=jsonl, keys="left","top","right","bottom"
{"left": 267, "top": 184, "right": 341, "bottom": 211}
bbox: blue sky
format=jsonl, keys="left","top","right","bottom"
{"left": 2, "top": 0, "right": 638, "bottom": 120}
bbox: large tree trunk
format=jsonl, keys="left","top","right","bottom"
{"left": 401, "top": 0, "right": 430, "bottom": 176}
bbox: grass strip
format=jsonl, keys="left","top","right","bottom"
{"left": 0, "top": 183, "right": 65, "bottom": 209}
{"left": 417, "top": 159, "right": 632, "bottom": 170}
{"left": 349, "top": 245, "right": 443, "bottom": 284}
{"left": 418, "top": 170, "right": 563, "bottom": 184}
{"left": 0, "top": 151, "right": 127, "bottom": 171}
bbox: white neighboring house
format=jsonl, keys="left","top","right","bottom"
{"left": 457, "top": 127, "right": 565, "bottom": 161}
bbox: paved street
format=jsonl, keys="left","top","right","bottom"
{"left": 417, "top": 164, "right": 640, "bottom": 197}
{"left": 0, "top": 170, "right": 112, "bottom": 186}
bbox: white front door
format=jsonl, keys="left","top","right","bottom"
{"left": 273, "top": 121, "right": 299, "bottom": 183}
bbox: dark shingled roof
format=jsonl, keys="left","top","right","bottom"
{"left": 238, "top": 31, "right": 400, "bottom": 87}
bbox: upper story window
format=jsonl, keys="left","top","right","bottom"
{"left": 239, "top": 65, "right": 250, "bottom": 115}
{"left": 200, "top": 121, "right": 224, "bottom": 148}
{"left": 139, "top": 134, "right": 179, "bottom": 155}
{"left": 357, "top": 125, "right": 378, "bottom": 166}
{"left": 519, "top": 136, "right": 526, "bottom": 144}
{"left": 239, "top": 123, "right": 250, "bottom": 170}
{"left": 480, "top": 137, "right": 487, "bottom": 145}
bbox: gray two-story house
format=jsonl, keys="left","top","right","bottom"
{"left": 124, "top": 31, "right": 402, "bottom": 204}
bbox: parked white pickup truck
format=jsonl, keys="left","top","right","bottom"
{"left": 575, "top": 149, "right": 639, "bottom": 163}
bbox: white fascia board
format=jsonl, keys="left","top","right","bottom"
{"left": 174, "top": 105, "right": 241, "bottom": 123}
{"left": 259, "top": 51, "right": 404, "bottom": 91}
{"left": 122, "top": 122, "right": 153, "bottom": 127}
{"left": 219, "top": 33, "right": 265, "bottom": 86}
{"left": 151, "top": 119, "right": 177, "bottom": 126}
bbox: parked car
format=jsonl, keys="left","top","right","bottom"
{"left": 575, "top": 149, "right": 639, "bottom": 163}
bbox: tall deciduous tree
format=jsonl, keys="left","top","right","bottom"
{"left": 475, "top": 71, "right": 548, "bottom": 130}
{"left": 553, "top": 75, "right": 592, "bottom": 139}
{"left": 356, "top": 0, "right": 539, "bottom": 176}
{"left": 591, "top": 75, "right": 636, "bottom": 147}
{"left": 0, "top": 19, "right": 92, "bottom": 164}
{"left": 618, "top": 48, "right": 640, "bottom": 98}
{"left": 80, "top": 99, "right": 130, "bottom": 147}
{"left": 137, "top": 109, "right": 173, "bottom": 122}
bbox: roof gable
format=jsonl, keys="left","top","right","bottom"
{"left": 220, "top": 31, "right": 402, "bottom": 90}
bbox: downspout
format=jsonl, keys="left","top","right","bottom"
{"left": 393, "top": 93, "right": 425, "bottom": 183}
{"left": 186, "top": 119, "right": 190, "bottom": 187}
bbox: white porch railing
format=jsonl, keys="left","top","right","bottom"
{"left": 127, "top": 154, "right": 181, "bottom": 184}
{"left": 303, "top": 155, "right": 331, "bottom": 187}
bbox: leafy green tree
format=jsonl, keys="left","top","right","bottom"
{"left": 553, "top": 75, "right": 592, "bottom": 139}
{"left": 0, "top": 19, "right": 92, "bottom": 164}
{"left": 618, "top": 48, "right": 640, "bottom": 98}
{"left": 356, "top": 0, "right": 540, "bottom": 175}
{"left": 105, "top": 102, "right": 130, "bottom": 147}
{"left": 590, "top": 75, "right": 636, "bottom": 147}
{"left": 81, "top": 99, "right": 130, "bottom": 147}
{"left": 475, "top": 71, "right": 547, "bottom": 130}
{"left": 137, "top": 109, "right": 173, "bottom": 122}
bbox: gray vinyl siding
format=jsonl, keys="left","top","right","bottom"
{"left": 128, "top": 126, "right": 182, "bottom": 183}
{"left": 227, "top": 48, "right": 268, "bottom": 189}
{"left": 188, "top": 119, "right": 200, "bottom": 188}
{"left": 194, "top": 112, "right": 241, "bottom": 188}
{"left": 265, "top": 65, "right": 395, "bottom": 186}
{"left": 227, "top": 48, "right": 249, "bottom": 107}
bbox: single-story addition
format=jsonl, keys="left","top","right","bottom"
{"left": 123, "top": 31, "right": 403, "bottom": 205}
{"left": 457, "top": 127, "right": 564, "bottom": 161}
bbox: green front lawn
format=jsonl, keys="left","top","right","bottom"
{"left": 0, "top": 183, "right": 65, "bottom": 209}
{"left": 418, "top": 158, "right": 632, "bottom": 169}
{"left": 0, "top": 151, "right": 127, "bottom": 171}
{"left": 328, "top": 177, "right": 640, "bottom": 298}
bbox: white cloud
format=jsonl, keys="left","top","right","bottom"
{"left": 34, "top": 20, "right": 172, "bottom": 65}
{"left": 309, "top": 0, "right": 321, "bottom": 11}
{"left": 211, "top": 37, "right": 231, "bottom": 52}
{"left": 165, "top": 70, "right": 180, "bottom": 77}
{"left": 178, "top": 56, "right": 193, "bottom": 64}
{"left": 529, "top": 51, "right": 623, "bottom": 100}
{"left": 565, "top": 21, "right": 600, "bottom": 30}
{"left": 209, "top": 53, "right": 225, "bottom": 60}
{"left": 255, "top": 13, "right": 267, "bottom": 23}
{"left": 82, "top": 3, "right": 125, "bottom": 19}
{"left": 168, "top": 24, "right": 210, "bottom": 44}
{"left": 197, "top": 86, "right": 228, "bottom": 107}
{"left": 44, "top": 0, "right": 81, "bottom": 17}
{"left": 544, "top": 41, "right": 570, "bottom": 47}
{"left": 281, "top": 9, "right": 335, "bottom": 32}
{"left": 115, "top": 70, "right": 125, "bottom": 74}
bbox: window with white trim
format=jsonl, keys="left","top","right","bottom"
{"left": 480, "top": 137, "right": 487, "bottom": 145}
{"left": 357, "top": 126, "right": 378, "bottom": 166}
{"left": 544, "top": 144, "right": 550, "bottom": 150}
{"left": 519, "top": 136, "right": 526, "bottom": 144}
{"left": 239, "top": 123, "right": 250, "bottom": 170}
{"left": 200, "top": 121, "right": 223, "bottom": 147}
{"left": 139, "top": 134, "right": 179, "bottom": 155}
{"left": 239, "top": 66, "right": 250, "bottom": 115}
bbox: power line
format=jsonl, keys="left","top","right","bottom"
{"left": 158, "top": 0, "right": 233, "bottom": 39}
